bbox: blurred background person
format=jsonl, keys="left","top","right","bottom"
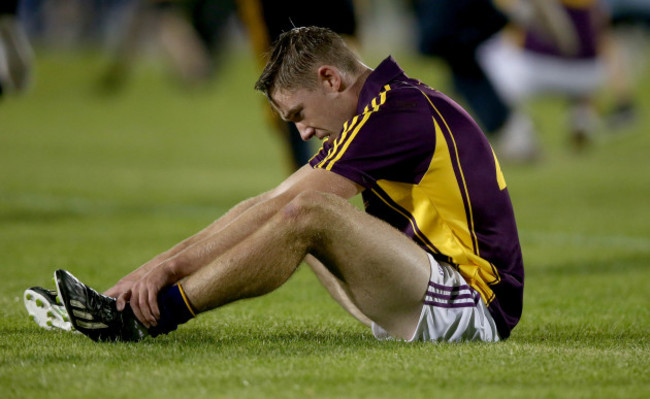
{"left": 408, "top": 0, "right": 584, "bottom": 163}
{"left": 478, "top": 0, "right": 609, "bottom": 158}
{"left": 97, "top": 0, "right": 236, "bottom": 92}
{"left": 599, "top": 0, "right": 650, "bottom": 129}
{"left": 0, "top": 0, "right": 33, "bottom": 97}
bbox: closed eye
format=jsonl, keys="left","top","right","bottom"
{"left": 283, "top": 105, "right": 303, "bottom": 123}
{"left": 292, "top": 111, "right": 303, "bottom": 123}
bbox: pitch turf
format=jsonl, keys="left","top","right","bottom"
{"left": 1, "top": 47, "right": 648, "bottom": 399}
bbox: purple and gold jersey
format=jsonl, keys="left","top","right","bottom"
{"left": 523, "top": 0, "right": 606, "bottom": 59}
{"left": 309, "top": 57, "right": 524, "bottom": 339}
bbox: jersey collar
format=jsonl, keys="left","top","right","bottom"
{"left": 357, "top": 56, "right": 405, "bottom": 113}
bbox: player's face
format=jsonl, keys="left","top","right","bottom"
{"left": 270, "top": 69, "right": 358, "bottom": 142}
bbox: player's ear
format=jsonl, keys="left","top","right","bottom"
{"left": 317, "top": 66, "right": 343, "bottom": 92}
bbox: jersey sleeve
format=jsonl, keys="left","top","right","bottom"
{"left": 309, "top": 89, "right": 437, "bottom": 188}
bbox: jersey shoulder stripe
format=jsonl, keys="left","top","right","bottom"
{"left": 314, "top": 114, "right": 361, "bottom": 168}
{"left": 315, "top": 85, "right": 391, "bottom": 171}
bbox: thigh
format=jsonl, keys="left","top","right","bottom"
{"left": 299, "top": 192, "right": 431, "bottom": 339}
{"left": 372, "top": 255, "right": 500, "bottom": 342}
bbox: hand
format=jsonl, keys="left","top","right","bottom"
{"left": 124, "top": 266, "right": 172, "bottom": 328}
{"left": 104, "top": 278, "right": 137, "bottom": 299}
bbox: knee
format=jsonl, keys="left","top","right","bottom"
{"left": 280, "top": 190, "right": 339, "bottom": 226}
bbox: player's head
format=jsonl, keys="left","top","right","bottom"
{"left": 255, "top": 26, "right": 363, "bottom": 98}
{"left": 255, "top": 27, "right": 367, "bottom": 141}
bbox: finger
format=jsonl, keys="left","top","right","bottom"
{"left": 130, "top": 289, "right": 149, "bottom": 328}
{"left": 138, "top": 288, "right": 156, "bottom": 327}
{"left": 104, "top": 281, "right": 127, "bottom": 298}
{"left": 149, "top": 287, "right": 160, "bottom": 322}
{"left": 116, "top": 290, "right": 131, "bottom": 312}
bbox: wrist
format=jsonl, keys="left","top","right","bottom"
{"left": 161, "top": 258, "right": 182, "bottom": 286}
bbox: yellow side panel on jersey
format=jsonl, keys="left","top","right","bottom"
{"left": 375, "top": 118, "right": 499, "bottom": 305}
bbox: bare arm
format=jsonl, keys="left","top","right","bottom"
{"left": 104, "top": 192, "right": 270, "bottom": 298}
{"left": 117, "top": 165, "right": 363, "bottom": 324}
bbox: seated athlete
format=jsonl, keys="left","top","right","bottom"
{"left": 30, "top": 27, "right": 525, "bottom": 343}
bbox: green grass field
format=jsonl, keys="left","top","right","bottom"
{"left": 1, "top": 45, "right": 649, "bottom": 399}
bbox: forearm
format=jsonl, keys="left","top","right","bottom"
{"left": 149, "top": 194, "right": 268, "bottom": 266}
{"left": 121, "top": 165, "right": 362, "bottom": 324}
{"left": 148, "top": 165, "right": 328, "bottom": 283}
{"left": 118, "top": 190, "right": 295, "bottom": 323}
{"left": 105, "top": 193, "right": 269, "bottom": 295}
{"left": 162, "top": 192, "right": 293, "bottom": 283}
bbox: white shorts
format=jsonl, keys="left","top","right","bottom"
{"left": 372, "top": 253, "right": 500, "bottom": 343}
{"left": 477, "top": 35, "right": 604, "bottom": 104}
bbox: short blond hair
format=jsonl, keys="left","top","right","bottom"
{"left": 255, "top": 26, "right": 362, "bottom": 97}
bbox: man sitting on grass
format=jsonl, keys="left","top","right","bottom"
{"left": 30, "top": 27, "right": 524, "bottom": 343}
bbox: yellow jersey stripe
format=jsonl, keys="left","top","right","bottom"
{"left": 417, "top": 88, "right": 480, "bottom": 257}
{"left": 316, "top": 115, "right": 360, "bottom": 168}
{"left": 326, "top": 113, "right": 373, "bottom": 171}
{"left": 324, "top": 88, "right": 390, "bottom": 170}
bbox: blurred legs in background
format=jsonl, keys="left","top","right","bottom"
{"left": 600, "top": 0, "right": 650, "bottom": 129}
{"left": 0, "top": 0, "right": 33, "bottom": 97}
{"left": 98, "top": 0, "right": 237, "bottom": 92}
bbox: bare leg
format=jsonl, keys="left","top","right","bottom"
{"left": 304, "top": 254, "right": 373, "bottom": 328}
{"left": 181, "top": 191, "right": 431, "bottom": 340}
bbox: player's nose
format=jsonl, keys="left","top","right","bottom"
{"left": 296, "top": 123, "right": 315, "bottom": 141}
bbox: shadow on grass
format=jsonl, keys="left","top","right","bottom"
{"left": 150, "top": 324, "right": 385, "bottom": 354}
{"left": 6, "top": 321, "right": 387, "bottom": 355}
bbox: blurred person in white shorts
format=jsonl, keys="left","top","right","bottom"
{"left": 478, "top": 0, "right": 608, "bottom": 157}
